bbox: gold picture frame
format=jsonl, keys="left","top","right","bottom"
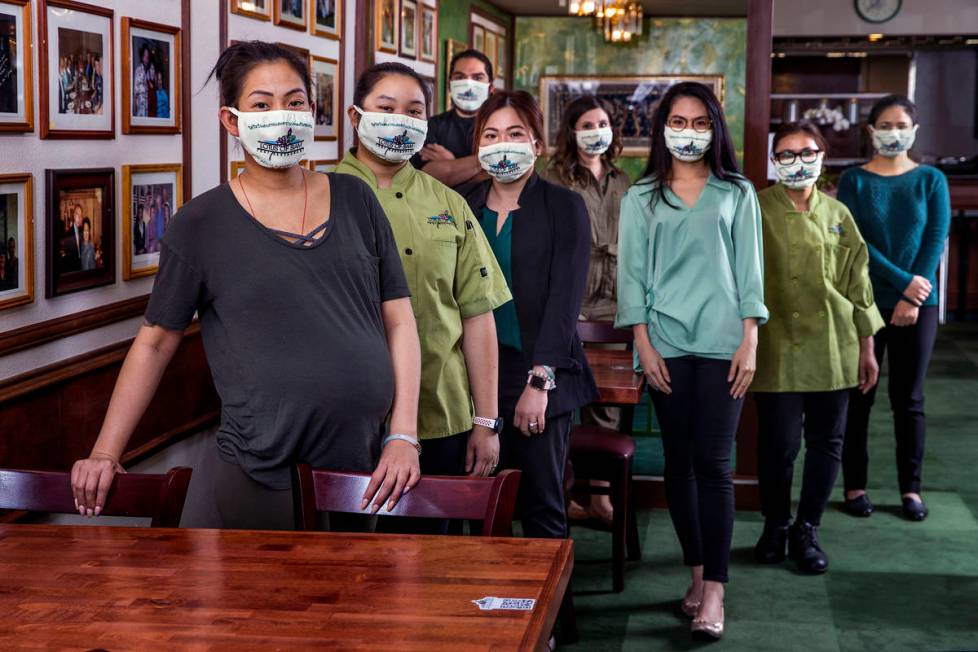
{"left": 310, "top": 0, "right": 340, "bottom": 39}
{"left": 374, "top": 0, "right": 398, "bottom": 54}
{"left": 122, "top": 163, "right": 183, "bottom": 280}
{"left": 121, "top": 17, "right": 182, "bottom": 135}
{"left": 443, "top": 38, "right": 467, "bottom": 112}
{"left": 230, "top": 0, "right": 271, "bottom": 21}
{"left": 0, "top": 0, "right": 35, "bottom": 133}
{"left": 0, "top": 173, "right": 34, "bottom": 311}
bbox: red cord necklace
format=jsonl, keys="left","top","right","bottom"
{"left": 238, "top": 168, "right": 308, "bottom": 237}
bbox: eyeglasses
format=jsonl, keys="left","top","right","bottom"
{"left": 773, "top": 149, "right": 823, "bottom": 165}
{"left": 666, "top": 116, "right": 712, "bottom": 133}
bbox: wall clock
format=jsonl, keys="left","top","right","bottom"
{"left": 854, "top": 0, "right": 902, "bottom": 24}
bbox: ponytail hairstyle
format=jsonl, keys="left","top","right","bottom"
{"left": 206, "top": 40, "right": 311, "bottom": 107}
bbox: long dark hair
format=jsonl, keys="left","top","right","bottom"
{"left": 550, "top": 95, "right": 622, "bottom": 187}
{"left": 640, "top": 82, "right": 741, "bottom": 209}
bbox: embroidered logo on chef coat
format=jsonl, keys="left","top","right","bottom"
{"left": 427, "top": 211, "right": 456, "bottom": 227}
{"left": 829, "top": 224, "right": 845, "bottom": 236}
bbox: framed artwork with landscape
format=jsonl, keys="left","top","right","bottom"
{"left": 45, "top": 168, "right": 114, "bottom": 297}
{"left": 275, "top": 0, "right": 307, "bottom": 30}
{"left": 38, "top": 0, "right": 114, "bottom": 139}
{"left": 0, "top": 173, "right": 33, "bottom": 311}
{"left": 0, "top": 0, "right": 33, "bottom": 133}
{"left": 311, "top": 54, "right": 339, "bottom": 142}
{"left": 122, "top": 18, "right": 181, "bottom": 135}
{"left": 230, "top": 0, "right": 271, "bottom": 21}
{"left": 539, "top": 75, "right": 725, "bottom": 156}
{"left": 374, "top": 0, "right": 397, "bottom": 54}
{"left": 311, "top": 0, "right": 340, "bottom": 39}
{"left": 122, "top": 164, "right": 183, "bottom": 280}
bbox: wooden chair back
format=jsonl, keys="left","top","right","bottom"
{"left": 0, "top": 467, "right": 192, "bottom": 528}
{"left": 577, "top": 320, "right": 634, "bottom": 346}
{"left": 292, "top": 465, "right": 521, "bottom": 537}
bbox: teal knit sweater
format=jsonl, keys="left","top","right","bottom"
{"left": 836, "top": 165, "right": 951, "bottom": 310}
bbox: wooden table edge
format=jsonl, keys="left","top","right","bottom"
{"left": 521, "top": 537, "right": 574, "bottom": 651}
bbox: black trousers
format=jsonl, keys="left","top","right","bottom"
{"left": 755, "top": 391, "right": 848, "bottom": 527}
{"left": 843, "top": 306, "right": 938, "bottom": 494}
{"left": 650, "top": 356, "right": 743, "bottom": 584}
{"left": 376, "top": 430, "right": 470, "bottom": 535}
{"left": 498, "top": 345, "right": 572, "bottom": 540}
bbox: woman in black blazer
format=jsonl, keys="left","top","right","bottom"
{"left": 458, "top": 90, "right": 599, "bottom": 539}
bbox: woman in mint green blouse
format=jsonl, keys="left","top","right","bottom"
{"left": 616, "top": 82, "right": 767, "bottom": 640}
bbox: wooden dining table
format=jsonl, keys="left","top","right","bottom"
{"left": 0, "top": 524, "right": 573, "bottom": 651}
{"left": 584, "top": 348, "right": 645, "bottom": 406}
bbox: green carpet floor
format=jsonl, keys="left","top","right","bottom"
{"left": 565, "top": 323, "right": 978, "bottom": 651}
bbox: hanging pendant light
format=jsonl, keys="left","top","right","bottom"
{"left": 596, "top": 0, "right": 643, "bottom": 44}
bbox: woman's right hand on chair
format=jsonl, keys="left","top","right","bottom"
{"left": 71, "top": 454, "right": 125, "bottom": 517}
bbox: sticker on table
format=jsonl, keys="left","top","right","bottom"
{"left": 472, "top": 596, "right": 536, "bottom": 611}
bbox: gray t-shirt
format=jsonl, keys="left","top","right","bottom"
{"left": 145, "top": 173, "right": 410, "bottom": 489}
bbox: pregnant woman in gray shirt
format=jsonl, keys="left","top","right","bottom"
{"left": 70, "top": 41, "right": 422, "bottom": 529}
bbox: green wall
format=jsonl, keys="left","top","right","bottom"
{"left": 513, "top": 17, "right": 748, "bottom": 181}
{"left": 436, "top": 0, "right": 512, "bottom": 114}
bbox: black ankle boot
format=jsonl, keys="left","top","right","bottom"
{"left": 754, "top": 522, "right": 789, "bottom": 564}
{"left": 788, "top": 521, "right": 828, "bottom": 574}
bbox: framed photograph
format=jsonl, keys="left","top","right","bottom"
{"left": 374, "top": 0, "right": 397, "bottom": 54}
{"left": 122, "top": 18, "right": 180, "bottom": 135}
{"left": 419, "top": 3, "right": 437, "bottom": 64}
{"left": 539, "top": 75, "right": 725, "bottom": 156}
{"left": 230, "top": 161, "right": 246, "bottom": 179}
{"left": 399, "top": 0, "right": 417, "bottom": 59}
{"left": 311, "top": 0, "right": 340, "bottom": 39}
{"left": 122, "top": 164, "right": 182, "bottom": 280}
{"left": 276, "top": 41, "right": 309, "bottom": 65}
{"left": 309, "top": 159, "right": 337, "bottom": 173}
{"left": 275, "top": 0, "right": 306, "bottom": 30}
{"left": 497, "top": 35, "right": 506, "bottom": 80}
{"left": 311, "top": 54, "right": 339, "bottom": 142}
{"left": 486, "top": 30, "right": 498, "bottom": 74}
{"left": 0, "top": 173, "right": 34, "bottom": 310}
{"left": 471, "top": 25, "right": 484, "bottom": 54}
{"left": 444, "top": 38, "right": 466, "bottom": 111}
{"left": 230, "top": 0, "right": 270, "bottom": 21}
{"left": 45, "top": 168, "right": 114, "bottom": 297}
{"left": 0, "top": 0, "right": 33, "bottom": 133}
{"left": 38, "top": 0, "right": 114, "bottom": 139}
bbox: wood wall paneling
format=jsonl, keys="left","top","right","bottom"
{"left": 743, "top": 0, "right": 773, "bottom": 189}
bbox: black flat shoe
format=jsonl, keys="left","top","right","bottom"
{"left": 754, "top": 522, "right": 789, "bottom": 564}
{"left": 843, "top": 494, "right": 874, "bottom": 517}
{"left": 788, "top": 521, "right": 829, "bottom": 574}
{"left": 902, "top": 497, "right": 929, "bottom": 521}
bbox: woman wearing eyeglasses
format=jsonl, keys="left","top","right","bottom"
{"left": 752, "top": 121, "right": 884, "bottom": 575}
{"left": 616, "top": 82, "right": 766, "bottom": 639}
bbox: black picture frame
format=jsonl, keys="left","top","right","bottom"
{"left": 45, "top": 167, "right": 115, "bottom": 297}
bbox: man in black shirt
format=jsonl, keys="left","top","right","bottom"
{"left": 412, "top": 49, "right": 494, "bottom": 189}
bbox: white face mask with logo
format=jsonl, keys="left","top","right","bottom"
{"left": 229, "top": 108, "right": 314, "bottom": 169}
{"left": 663, "top": 128, "right": 713, "bottom": 162}
{"left": 478, "top": 141, "right": 537, "bottom": 183}
{"left": 354, "top": 107, "right": 428, "bottom": 162}
{"left": 575, "top": 127, "right": 614, "bottom": 156}
{"left": 773, "top": 156, "right": 823, "bottom": 189}
{"left": 869, "top": 124, "right": 918, "bottom": 157}
{"left": 450, "top": 79, "right": 491, "bottom": 113}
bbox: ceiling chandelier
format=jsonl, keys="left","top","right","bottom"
{"left": 566, "top": 0, "right": 644, "bottom": 43}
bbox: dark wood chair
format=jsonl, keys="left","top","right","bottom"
{"left": 292, "top": 465, "right": 521, "bottom": 537}
{"left": 573, "top": 320, "right": 643, "bottom": 593}
{"left": 0, "top": 467, "right": 193, "bottom": 528}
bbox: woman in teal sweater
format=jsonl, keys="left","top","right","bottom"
{"left": 838, "top": 95, "right": 951, "bottom": 522}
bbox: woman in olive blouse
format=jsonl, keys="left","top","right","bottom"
{"left": 616, "top": 82, "right": 766, "bottom": 639}
{"left": 753, "top": 121, "right": 884, "bottom": 575}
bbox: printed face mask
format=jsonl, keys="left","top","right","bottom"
{"left": 774, "top": 156, "right": 823, "bottom": 189}
{"left": 354, "top": 107, "right": 428, "bottom": 162}
{"left": 663, "top": 128, "right": 713, "bottom": 162}
{"left": 229, "top": 108, "right": 314, "bottom": 169}
{"left": 870, "top": 125, "right": 918, "bottom": 157}
{"left": 450, "top": 79, "right": 491, "bottom": 113}
{"left": 576, "top": 127, "right": 614, "bottom": 156}
{"left": 478, "top": 141, "right": 537, "bottom": 183}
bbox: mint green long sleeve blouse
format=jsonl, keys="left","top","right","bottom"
{"left": 615, "top": 174, "right": 769, "bottom": 361}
